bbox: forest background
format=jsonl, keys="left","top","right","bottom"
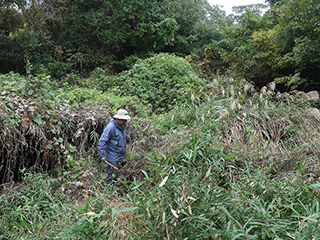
{"left": 1, "top": 0, "right": 320, "bottom": 239}
{"left": 1, "top": 0, "right": 319, "bottom": 89}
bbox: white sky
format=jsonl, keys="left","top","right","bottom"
{"left": 207, "top": 0, "right": 267, "bottom": 15}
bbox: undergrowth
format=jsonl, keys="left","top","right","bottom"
{"left": 1, "top": 71, "right": 320, "bottom": 239}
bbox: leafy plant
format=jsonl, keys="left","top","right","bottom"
{"left": 1, "top": 73, "right": 320, "bottom": 240}
{"left": 0, "top": 169, "right": 66, "bottom": 239}
{"left": 119, "top": 53, "right": 205, "bottom": 112}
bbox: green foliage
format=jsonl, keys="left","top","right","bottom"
{"left": 128, "top": 132, "right": 320, "bottom": 239}
{"left": 119, "top": 53, "right": 204, "bottom": 112}
{"left": 65, "top": 85, "right": 150, "bottom": 118}
{"left": 1, "top": 74, "right": 320, "bottom": 239}
{"left": 231, "top": 3, "right": 269, "bottom": 15}
{"left": 3, "top": 0, "right": 320, "bottom": 236}
{"left": 0, "top": 32, "right": 25, "bottom": 73}
{"left": 67, "top": 87, "right": 105, "bottom": 104}
{"left": 0, "top": 72, "right": 61, "bottom": 101}
{"left": 1, "top": 0, "right": 320, "bottom": 90}
{"left": 88, "top": 68, "right": 122, "bottom": 91}
{"left": 220, "top": 9, "right": 275, "bottom": 87}
{"left": 46, "top": 0, "right": 180, "bottom": 74}
{"left": 274, "top": 0, "right": 320, "bottom": 76}
{"left": 0, "top": 1, "right": 54, "bottom": 74}
{"left": 274, "top": 73, "right": 306, "bottom": 91}
{"left": 264, "top": 0, "right": 281, "bottom": 7}
{"left": 218, "top": 0, "right": 320, "bottom": 88}
{"left": 0, "top": 169, "right": 66, "bottom": 239}
{"left": 123, "top": 79, "right": 320, "bottom": 238}
{"left": 0, "top": 72, "right": 100, "bottom": 183}
{"left": 0, "top": 0, "right": 227, "bottom": 76}
{"left": 191, "top": 41, "right": 228, "bottom": 78}
{"left": 0, "top": 168, "right": 122, "bottom": 239}
{"left": 161, "top": 0, "right": 224, "bottom": 53}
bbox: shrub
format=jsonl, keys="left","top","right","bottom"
{"left": 118, "top": 53, "right": 204, "bottom": 112}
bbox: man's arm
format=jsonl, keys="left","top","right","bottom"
{"left": 97, "top": 125, "right": 113, "bottom": 159}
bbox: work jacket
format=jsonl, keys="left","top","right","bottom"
{"left": 97, "top": 119, "right": 127, "bottom": 162}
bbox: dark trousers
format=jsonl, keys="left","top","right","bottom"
{"left": 105, "top": 160, "right": 126, "bottom": 184}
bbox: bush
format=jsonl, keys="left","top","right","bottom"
{"left": 118, "top": 53, "right": 204, "bottom": 112}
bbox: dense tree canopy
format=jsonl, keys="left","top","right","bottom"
{"left": 274, "top": 0, "right": 320, "bottom": 85}
{"left": 0, "top": 0, "right": 319, "bottom": 90}
{"left": 0, "top": 0, "right": 222, "bottom": 76}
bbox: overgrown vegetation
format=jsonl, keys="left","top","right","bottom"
{"left": 1, "top": 0, "right": 320, "bottom": 239}
{"left": 1, "top": 68, "right": 320, "bottom": 238}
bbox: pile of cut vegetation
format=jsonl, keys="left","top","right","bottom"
{"left": 0, "top": 73, "right": 111, "bottom": 184}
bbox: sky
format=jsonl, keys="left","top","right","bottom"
{"left": 207, "top": 0, "right": 267, "bottom": 15}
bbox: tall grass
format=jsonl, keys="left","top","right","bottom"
{"left": 1, "top": 76, "right": 320, "bottom": 239}
{"left": 123, "top": 78, "right": 320, "bottom": 239}
{"left": 0, "top": 169, "right": 66, "bottom": 239}
{"left": 127, "top": 132, "right": 320, "bottom": 239}
{"left": 0, "top": 167, "right": 134, "bottom": 239}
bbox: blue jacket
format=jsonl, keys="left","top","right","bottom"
{"left": 97, "top": 119, "right": 127, "bottom": 162}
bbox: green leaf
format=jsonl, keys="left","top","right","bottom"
{"left": 7, "top": 102, "right": 14, "bottom": 109}
{"left": 141, "top": 170, "right": 149, "bottom": 181}
{"left": 51, "top": 111, "right": 58, "bottom": 118}
{"left": 40, "top": 218, "right": 51, "bottom": 233}
{"left": 67, "top": 143, "right": 76, "bottom": 152}
{"left": 111, "top": 207, "right": 137, "bottom": 219}
{"left": 131, "top": 179, "right": 147, "bottom": 190}
{"left": 307, "top": 183, "right": 320, "bottom": 189}
{"left": 204, "top": 166, "right": 211, "bottom": 179}
{"left": 28, "top": 89, "right": 34, "bottom": 95}
{"left": 33, "top": 113, "right": 44, "bottom": 125}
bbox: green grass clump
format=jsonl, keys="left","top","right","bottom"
{"left": 0, "top": 169, "right": 66, "bottom": 239}
{"left": 0, "top": 165, "right": 135, "bottom": 239}
{"left": 125, "top": 133, "right": 320, "bottom": 239}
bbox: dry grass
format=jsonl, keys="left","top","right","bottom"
{"left": 210, "top": 79, "right": 320, "bottom": 179}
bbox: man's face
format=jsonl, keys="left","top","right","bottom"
{"left": 115, "top": 118, "right": 127, "bottom": 126}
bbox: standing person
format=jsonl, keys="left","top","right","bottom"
{"left": 97, "top": 109, "right": 131, "bottom": 184}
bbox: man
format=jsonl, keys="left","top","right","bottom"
{"left": 97, "top": 109, "right": 131, "bottom": 184}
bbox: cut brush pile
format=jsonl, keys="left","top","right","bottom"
{"left": 0, "top": 90, "right": 110, "bottom": 184}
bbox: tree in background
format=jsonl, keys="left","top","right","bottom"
{"left": 47, "top": 0, "right": 222, "bottom": 73}
{"left": 47, "top": 0, "right": 179, "bottom": 72}
{"left": 217, "top": 7, "right": 274, "bottom": 87}
{"left": 0, "top": 0, "right": 54, "bottom": 73}
{"left": 273, "top": 0, "right": 320, "bottom": 90}
{"left": 0, "top": 0, "right": 225, "bottom": 77}
{"left": 264, "top": 0, "right": 281, "bottom": 7}
{"left": 1, "top": 0, "right": 319, "bottom": 92}
{"left": 208, "top": 0, "right": 320, "bottom": 90}
{"left": 160, "top": 0, "right": 225, "bottom": 54}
